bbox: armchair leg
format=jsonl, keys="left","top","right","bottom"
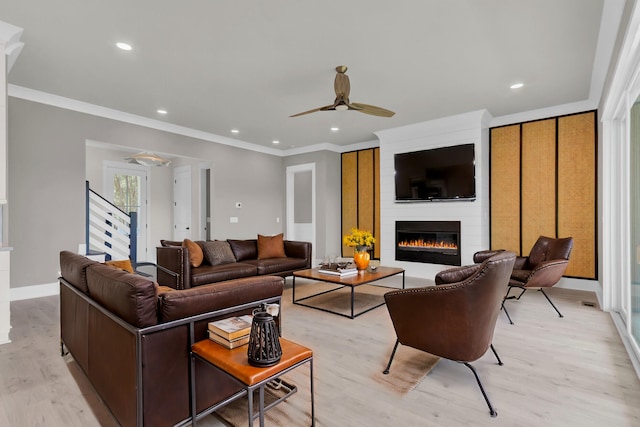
{"left": 489, "top": 344, "right": 503, "bottom": 366}
{"left": 462, "top": 362, "right": 498, "bottom": 418}
{"left": 502, "top": 285, "right": 526, "bottom": 325}
{"left": 383, "top": 340, "right": 400, "bottom": 375}
{"left": 501, "top": 300, "right": 514, "bottom": 325}
{"left": 538, "top": 288, "right": 563, "bottom": 318}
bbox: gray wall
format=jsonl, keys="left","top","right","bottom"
{"left": 8, "top": 97, "right": 285, "bottom": 287}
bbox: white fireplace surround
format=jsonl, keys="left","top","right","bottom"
{"left": 375, "top": 110, "right": 492, "bottom": 280}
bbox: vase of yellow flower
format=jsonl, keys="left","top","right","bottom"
{"left": 343, "top": 228, "right": 375, "bottom": 271}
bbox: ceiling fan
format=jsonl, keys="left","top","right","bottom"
{"left": 290, "top": 66, "right": 395, "bottom": 118}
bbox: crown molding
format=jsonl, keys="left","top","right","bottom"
{"left": 8, "top": 85, "right": 285, "bottom": 157}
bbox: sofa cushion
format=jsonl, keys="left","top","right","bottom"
{"left": 228, "top": 239, "right": 258, "bottom": 261}
{"left": 158, "top": 275, "right": 284, "bottom": 322}
{"left": 202, "top": 240, "right": 236, "bottom": 266}
{"left": 243, "top": 257, "right": 309, "bottom": 275}
{"left": 257, "top": 233, "right": 286, "bottom": 259}
{"left": 60, "top": 251, "right": 98, "bottom": 294}
{"left": 190, "top": 263, "right": 258, "bottom": 287}
{"left": 86, "top": 263, "right": 158, "bottom": 328}
{"left": 182, "top": 239, "right": 204, "bottom": 268}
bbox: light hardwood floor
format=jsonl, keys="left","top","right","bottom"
{"left": 0, "top": 276, "right": 639, "bottom": 426}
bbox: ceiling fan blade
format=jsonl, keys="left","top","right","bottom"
{"left": 289, "top": 104, "right": 335, "bottom": 117}
{"left": 350, "top": 102, "right": 395, "bottom": 117}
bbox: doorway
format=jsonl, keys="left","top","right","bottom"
{"left": 104, "top": 162, "right": 149, "bottom": 261}
{"left": 286, "top": 163, "right": 316, "bottom": 263}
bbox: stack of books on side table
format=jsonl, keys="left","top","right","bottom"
{"left": 318, "top": 262, "right": 358, "bottom": 277}
{"left": 207, "top": 315, "right": 253, "bottom": 349}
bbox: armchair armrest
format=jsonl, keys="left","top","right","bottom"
{"left": 156, "top": 246, "right": 190, "bottom": 290}
{"left": 434, "top": 264, "right": 480, "bottom": 285}
{"left": 473, "top": 249, "right": 505, "bottom": 263}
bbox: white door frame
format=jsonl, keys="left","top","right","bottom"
{"left": 286, "top": 163, "right": 316, "bottom": 263}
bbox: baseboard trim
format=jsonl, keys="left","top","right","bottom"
{"left": 10, "top": 282, "right": 59, "bottom": 301}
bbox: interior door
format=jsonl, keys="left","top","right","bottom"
{"left": 173, "top": 165, "right": 192, "bottom": 241}
{"left": 104, "top": 163, "right": 149, "bottom": 261}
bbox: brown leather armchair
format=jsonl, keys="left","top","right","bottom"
{"left": 383, "top": 251, "right": 516, "bottom": 417}
{"left": 475, "top": 236, "right": 573, "bottom": 324}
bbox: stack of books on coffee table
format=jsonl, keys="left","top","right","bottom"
{"left": 318, "top": 263, "right": 358, "bottom": 277}
{"left": 207, "top": 315, "right": 253, "bottom": 349}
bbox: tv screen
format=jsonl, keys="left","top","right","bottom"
{"left": 394, "top": 143, "right": 476, "bottom": 202}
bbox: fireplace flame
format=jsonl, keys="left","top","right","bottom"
{"left": 398, "top": 239, "right": 458, "bottom": 250}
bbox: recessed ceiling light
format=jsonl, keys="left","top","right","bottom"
{"left": 331, "top": 127, "right": 339, "bottom": 132}
{"left": 157, "top": 109, "right": 167, "bottom": 114}
{"left": 116, "top": 42, "right": 132, "bottom": 51}
{"left": 272, "top": 140, "right": 280, "bottom": 144}
{"left": 231, "top": 129, "right": 239, "bottom": 134}
{"left": 510, "top": 83, "right": 524, "bottom": 89}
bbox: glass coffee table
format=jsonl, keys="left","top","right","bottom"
{"left": 292, "top": 266, "right": 405, "bottom": 319}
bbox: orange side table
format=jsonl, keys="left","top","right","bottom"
{"left": 190, "top": 337, "right": 314, "bottom": 426}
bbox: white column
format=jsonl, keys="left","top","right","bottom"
{"left": 0, "top": 21, "right": 24, "bottom": 344}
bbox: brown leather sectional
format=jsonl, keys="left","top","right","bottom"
{"left": 59, "top": 250, "right": 284, "bottom": 427}
{"left": 156, "top": 239, "right": 312, "bottom": 290}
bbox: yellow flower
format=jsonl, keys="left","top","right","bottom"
{"left": 343, "top": 228, "right": 376, "bottom": 248}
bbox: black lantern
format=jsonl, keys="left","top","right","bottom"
{"left": 247, "top": 305, "right": 282, "bottom": 367}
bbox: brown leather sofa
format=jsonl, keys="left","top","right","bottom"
{"left": 156, "top": 239, "right": 312, "bottom": 290}
{"left": 59, "top": 250, "right": 283, "bottom": 427}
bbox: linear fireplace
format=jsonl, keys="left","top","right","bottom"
{"left": 395, "top": 221, "right": 461, "bottom": 266}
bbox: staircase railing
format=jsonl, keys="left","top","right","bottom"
{"left": 86, "top": 181, "right": 138, "bottom": 263}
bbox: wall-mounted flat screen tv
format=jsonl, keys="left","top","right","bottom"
{"left": 394, "top": 143, "right": 476, "bottom": 202}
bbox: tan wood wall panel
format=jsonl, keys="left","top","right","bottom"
{"left": 357, "top": 150, "right": 375, "bottom": 235}
{"left": 374, "top": 148, "right": 381, "bottom": 259}
{"left": 558, "top": 112, "right": 596, "bottom": 278}
{"left": 341, "top": 152, "right": 358, "bottom": 256}
{"left": 521, "top": 119, "right": 557, "bottom": 254}
{"left": 490, "top": 125, "right": 521, "bottom": 254}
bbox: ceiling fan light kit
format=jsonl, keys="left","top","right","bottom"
{"left": 125, "top": 152, "right": 172, "bottom": 167}
{"left": 290, "top": 66, "right": 395, "bottom": 118}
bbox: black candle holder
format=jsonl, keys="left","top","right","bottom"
{"left": 247, "top": 306, "right": 282, "bottom": 367}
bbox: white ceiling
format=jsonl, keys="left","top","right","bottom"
{"left": 2, "top": 0, "right": 620, "bottom": 153}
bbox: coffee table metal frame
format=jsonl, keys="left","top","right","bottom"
{"left": 292, "top": 266, "right": 405, "bottom": 319}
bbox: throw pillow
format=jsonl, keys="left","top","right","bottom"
{"left": 202, "top": 240, "right": 237, "bottom": 266}
{"left": 104, "top": 259, "right": 135, "bottom": 274}
{"left": 182, "top": 238, "right": 204, "bottom": 268}
{"left": 257, "top": 233, "right": 286, "bottom": 259}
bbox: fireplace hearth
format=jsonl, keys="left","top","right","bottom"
{"left": 396, "top": 221, "right": 461, "bottom": 266}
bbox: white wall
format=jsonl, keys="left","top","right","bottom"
{"left": 375, "top": 110, "right": 492, "bottom": 279}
